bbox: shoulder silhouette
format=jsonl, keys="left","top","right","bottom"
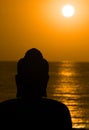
{"left": 0, "top": 48, "right": 72, "bottom": 129}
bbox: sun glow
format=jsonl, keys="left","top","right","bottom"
{"left": 62, "top": 4, "right": 75, "bottom": 18}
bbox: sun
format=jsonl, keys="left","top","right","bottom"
{"left": 62, "top": 4, "right": 75, "bottom": 18}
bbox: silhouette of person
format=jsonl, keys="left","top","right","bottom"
{"left": 0, "top": 48, "right": 72, "bottom": 129}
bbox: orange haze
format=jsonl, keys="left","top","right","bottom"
{"left": 0, "top": 0, "right": 89, "bottom": 61}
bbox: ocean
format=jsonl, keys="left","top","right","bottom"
{"left": 0, "top": 61, "right": 89, "bottom": 129}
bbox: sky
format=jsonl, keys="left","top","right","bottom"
{"left": 0, "top": 0, "right": 89, "bottom": 61}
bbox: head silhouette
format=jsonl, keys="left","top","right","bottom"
{"left": 15, "top": 48, "right": 49, "bottom": 99}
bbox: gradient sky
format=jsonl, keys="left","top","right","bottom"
{"left": 0, "top": 0, "right": 89, "bottom": 61}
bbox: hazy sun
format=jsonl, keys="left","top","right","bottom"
{"left": 62, "top": 4, "right": 75, "bottom": 18}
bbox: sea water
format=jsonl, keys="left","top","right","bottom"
{"left": 0, "top": 61, "right": 89, "bottom": 129}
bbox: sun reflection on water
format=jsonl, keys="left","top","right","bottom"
{"left": 49, "top": 61, "right": 89, "bottom": 129}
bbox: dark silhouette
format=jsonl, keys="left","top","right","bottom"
{"left": 0, "top": 48, "right": 72, "bottom": 129}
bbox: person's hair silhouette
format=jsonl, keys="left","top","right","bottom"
{"left": 16, "top": 48, "right": 49, "bottom": 99}
{"left": 0, "top": 48, "right": 72, "bottom": 129}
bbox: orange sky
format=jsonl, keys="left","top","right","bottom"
{"left": 0, "top": 0, "right": 89, "bottom": 61}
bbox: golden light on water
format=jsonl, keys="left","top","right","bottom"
{"left": 60, "top": 61, "right": 75, "bottom": 77}
{"left": 50, "top": 61, "right": 89, "bottom": 129}
{"left": 61, "top": 71, "right": 73, "bottom": 77}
